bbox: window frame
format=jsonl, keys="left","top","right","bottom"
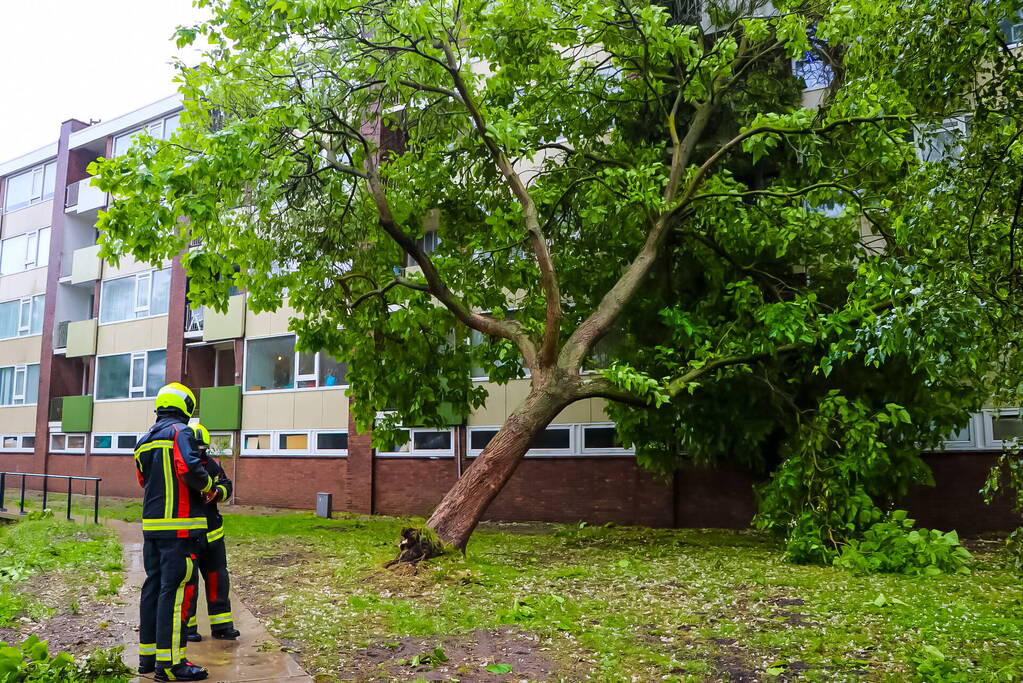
{"left": 0, "top": 434, "right": 35, "bottom": 453}
{"left": 0, "top": 228, "right": 51, "bottom": 276}
{"left": 240, "top": 429, "right": 349, "bottom": 457}
{"left": 98, "top": 269, "right": 170, "bottom": 325}
{"left": 94, "top": 348, "right": 166, "bottom": 402}
{"left": 982, "top": 408, "right": 1023, "bottom": 449}
{"left": 0, "top": 363, "right": 39, "bottom": 406}
{"left": 941, "top": 414, "right": 981, "bottom": 451}
{"left": 915, "top": 117, "right": 969, "bottom": 164}
{"left": 91, "top": 433, "right": 140, "bottom": 454}
{"left": 49, "top": 432, "right": 86, "bottom": 454}
{"left": 467, "top": 423, "right": 633, "bottom": 457}
{"left": 3, "top": 161, "right": 57, "bottom": 212}
{"left": 112, "top": 113, "right": 181, "bottom": 158}
{"left": 242, "top": 334, "right": 349, "bottom": 394}
{"left": 377, "top": 428, "right": 455, "bottom": 458}
{"left": 0, "top": 295, "right": 44, "bottom": 340}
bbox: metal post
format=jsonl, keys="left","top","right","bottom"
{"left": 66, "top": 477, "right": 73, "bottom": 521}
{"left": 93, "top": 480, "right": 100, "bottom": 524}
{"left": 19, "top": 475, "right": 26, "bottom": 515}
{"left": 41, "top": 476, "right": 48, "bottom": 512}
{"left": 0, "top": 472, "right": 6, "bottom": 512}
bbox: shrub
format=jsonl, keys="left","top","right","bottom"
{"left": 0, "top": 636, "right": 130, "bottom": 682}
{"left": 834, "top": 510, "right": 971, "bottom": 575}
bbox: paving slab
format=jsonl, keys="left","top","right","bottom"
{"left": 109, "top": 520, "right": 314, "bottom": 683}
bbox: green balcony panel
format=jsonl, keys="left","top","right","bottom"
{"left": 199, "top": 385, "right": 242, "bottom": 430}
{"left": 65, "top": 318, "right": 97, "bottom": 358}
{"left": 70, "top": 245, "right": 102, "bottom": 284}
{"left": 203, "top": 294, "right": 246, "bottom": 342}
{"left": 61, "top": 396, "right": 93, "bottom": 433}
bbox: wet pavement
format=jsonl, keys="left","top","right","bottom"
{"left": 111, "top": 520, "right": 314, "bottom": 683}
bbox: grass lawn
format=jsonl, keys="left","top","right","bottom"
{"left": 221, "top": 512, "right": 1023, "bottom": 682}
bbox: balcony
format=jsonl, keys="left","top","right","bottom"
{"left": 64, "top": 178, "right": 107, "bottom": 214}
{"left": 53, "top": 320, "right": 69, "bottom": 350}
{"left": 61, "top": 395, "right": 93, "bottom": 433}
{"left": 203, "top": 294, "right": 246, "bottom": 342}
{"left": 66, "top": 318, "right": 97, "bottom": 358}
{"left": 185, "top": 306, "right": 204, "bottom": 338}
{"left": 199, "top": 385, "right": 242, "bottom": 430}
{"left": 49, "top": 396, "right": 64, "bottom": 423}
{"left": 70, "top": 245, "right": 102, "bottom": 285}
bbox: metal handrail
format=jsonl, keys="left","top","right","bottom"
{"left": 0, "top": 472, "right": 102, "bottom": 524}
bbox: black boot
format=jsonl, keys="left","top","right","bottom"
{"left": 187, "top": 630, "right": 203, "bottom": 642}
{"left": 211, "top": 627, "right": 241, "bottom": 640}
{"left": 155, "top": 661, "right": 209, "bottom": 681}
{"left": 138, "top": 655, "right": 155, "bottom": 674}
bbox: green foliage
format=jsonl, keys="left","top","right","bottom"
{"left": 982, "top": 449, "right": 1023, "bottom": 571}
{"left": 0, "top": 636, "right": 128, "bottom": 683}
{"left": 835, "top": 511, "right": 972, "bottom": 575}
{"left": 909, "top": 644, "right": 968, "bottom": 682}
{"left": 92, "top": 0, "right": 1023, "bottom": 550}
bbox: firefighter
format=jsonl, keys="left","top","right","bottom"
{"left": 135, "top": 382, "right": 211, "bottom": 682}
{"left": 185, "top": 422, "right": 241, "bottom": 642}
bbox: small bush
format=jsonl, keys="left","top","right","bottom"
{"left": 834, "top": 510, "right": 971, "bottom": 575}
{"left": 0, "top": 636, "right": 130, "bottom": 682}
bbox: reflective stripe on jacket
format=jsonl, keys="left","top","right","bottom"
{"left": 135, "top": 414, "right": 213, "bottom": 539}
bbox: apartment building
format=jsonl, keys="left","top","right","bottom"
{"left": 0, "top": 82, "right": 1017, "bottom": 532}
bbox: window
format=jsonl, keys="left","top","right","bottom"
{"left": 793, "top": 24, "right": 833, "bottom": 91}
{"left": 469, "top": 327, "right": 530, "bottom": 380}
{"left": 0, "top": 434, "right": 35, "bottom": 453}
{"left": 468, "top": 423, "right": 633, "bottom": 457}
{"left": 113, "top": 113, "right": 181, "bottom": 157}
{"left": 942, "top": 416, "right": 979, "bottom": 450}
{"left": 99, "top": 269, "right": 171, "bottom": 323}
{"left": 244, "top": 335, "right": 348, "bottom": 391}
{"left": 0, "top": 228, "right": 50, "bottom": 276}
{"left": 241, "top": 430, "right": 348, "bottom": 456}
{"left": 917, "top": 118, "right": 968, "bottom": 163}
{"left": 208, "top": 432, "right": 235, "bottom": 457}
{"left": 92, "top": 433, "right": 140, "bottom": 453}
{"left": 0, "top": 364, "right": 39, "bottom": 406}
{"left": 50, "top": 433, "right": 86, "bottom": 453}
{"left": 0, "top": 295, "right": 44, "bottom": 339}
{"left": 95, "top": 350, "right": 166, "bottom": 400}
{"left": 991, "top": 411, "right": 1023, "bottom": 444}
{"left": 405, "top": 230, "right": 440, "bottom": 266}
{"left": 1000, "top": 11, "right": 1023, "bottom": 45}
{"left": 378, "top": 429, "right": 454, "bottom": 457}
{"left": 3, "top": 161, "right": 56, "bottom": 212}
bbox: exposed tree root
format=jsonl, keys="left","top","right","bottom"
{"left": 384, "top": 527, "right": 447, "bottom": 567}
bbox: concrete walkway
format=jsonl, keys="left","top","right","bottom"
{"left": 110, "top": 520, "right": 313, "bottom": 683}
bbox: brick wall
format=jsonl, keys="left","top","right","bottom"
{"left": 232, "top": 456, "right": 348, "bottom": 509}
{"left": 374, "top": 457, "right": 458, "bottom": 517}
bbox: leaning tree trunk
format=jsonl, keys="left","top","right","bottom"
{"left": 390, "top": 385, "right": 568, "bottom": 563}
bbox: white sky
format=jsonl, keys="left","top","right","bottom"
{"left": 0, "top": 0, "right": 210, "bottom": 161}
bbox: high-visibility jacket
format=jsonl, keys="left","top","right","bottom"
{"left": 199, "top": 454, "right": 232, "bottom": 544}
{"left": 135, "top": 413, "right": 214, "bottom": 539}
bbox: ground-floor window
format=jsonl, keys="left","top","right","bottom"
{"left": 49, "top": 433, "right": 86, "bottom": 453}
{"left": 943, "top": 409, "right": 1023, "bottom": 450}
{"left": 91, "top": 433, "right": 140, "bottom": 454}
{"left": 241, "top": 429, "right": 348, "bottom": 456}
{"left": 0, "top": 434, "right": 35, "bottom": 453}
{"left": 468, "top": 422, "right": 633, "bottom": 457}
{"left": 377, "top": 428, "right": 454, "bottom": 457}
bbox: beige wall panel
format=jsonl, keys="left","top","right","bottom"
{"left": 240, "top": 393, "right": 270, "bottom": 430}
{"left": 504, "top": 378, "right": 531, "bottom": 414}
{"left": 96, "top": 316, "right": 168, "bottom": 355}
{"left": 263, "top": 393, "right": 297, "bottom": 429}
{"left": 0, "top": 406, "right": 37, "bottom": 433}
{"left": 552, "top": 399, "right": 590, "bottom": 425}
{"left": 0, "top": 336, "right": 42, "bottom": 366}
{"left": 92, "top": 399, "right": 153, "bottom": 433}
{"left": 320, "top": 390, "right": 349, "bottom": 428}
{"left": 590, "top": 398, "right": 610, "bottom": 422}
{"left": 103, "top": 254, "right": 169, "bottom": 280}
{"left": 244, "top": 310, "right": 272, "bottom": 339}
{"left": 468, "top": 381, "right": 506, "bottom": 425}
{"left": 1, "top": 201, "right": 52, "bottom": 237}
{"left": 270, "top": 302, "right": 298, "bottom": 336}
{"left": 0, "top": 267, "right": 48, "bottom": 299}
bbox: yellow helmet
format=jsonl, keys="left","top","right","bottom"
{"left": 192, "top": 422, "right": 211, "bottom": 447}
{"left": 155, "top": 382, "right": 197, "bottom": 418}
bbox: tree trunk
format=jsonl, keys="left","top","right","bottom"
{"left": 409, "top": 385, "right": 567, "bottom": 557}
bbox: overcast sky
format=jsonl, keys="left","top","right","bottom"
{"left": 0, "top": 0, "right": 210, "bottom": 161}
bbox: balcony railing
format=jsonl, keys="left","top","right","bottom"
{"left": 49, "top": 396, "right": 63, "bottom": 423}
{"left": 185, "top": 306, "right": 204, "bottom": 335}
{"left": 64, "top": 182, "right": 79, "bottom": 209}
{"left": 53, "top": 320, "right": 69, "bottom": 350}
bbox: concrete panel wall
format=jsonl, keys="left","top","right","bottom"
{"left": 240, "top": 389, "right": 349, "bottom": 430}
{"left": 96, "top": 316, "right": 168, "bottom": 355}
{"left": 92, "top": 399, "right": 154, "bottom": 433}
{"left": 467, "top": 380, "right": 608, "bottom": 425}
{"left": 245, "top": 302, "right": 299, "bottom": 338}
{"left": 0, "top": 268, "right": 48, "bottom": 300}
{"left": 0, "top": 201, "right": 52, "bottom": 236}
{"left": 0, "top": 336, "right": 42, "bottom": 366}
{"left": 102, "top": 255, "right": 169, "bottom": 279}
{"left": 0, "top": 407, "right": 38, "bottom": 433}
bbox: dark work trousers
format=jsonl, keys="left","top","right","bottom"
{"left": 140, "top": 537, "right": 199, "bottom": 667}
{"left": 186, "top": 535, "right": 235, "bottom": 634}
